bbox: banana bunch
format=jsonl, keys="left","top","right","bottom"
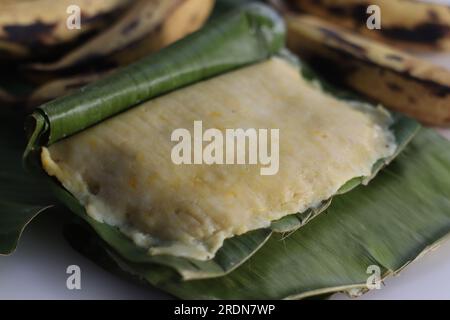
{"left": 33, "top": 0, "right": 215, "bottom": 71}
{"left": 267, "top": 0, "right": 450, "bottom": 126}
{"left": 285, "top": 0, "right": 450, "bottom": 52}
{"left": 0, "top": 0, "right": 215, "bottom": 109}
{"left": 286, "top": 14, "right": 450, "bottom": 126}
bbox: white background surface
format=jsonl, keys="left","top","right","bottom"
{"left": 1, "top": 1, "right": 450, "bottom": 300}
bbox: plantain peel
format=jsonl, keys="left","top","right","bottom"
{"left": 287, "top": 14, "right": 450, "bottom": 126}
{"left": 40, "top": 58, "right": 396, "bottom": 260}
{"left": 286, "top": 0, "right": 450, "bottom": 52}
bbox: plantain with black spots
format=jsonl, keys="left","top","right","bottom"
{"left": 285, "top": 0, "right": 450, "bottom": 52}
{"left": 287, "top": 14, "right": 450, "bottom": 126}
{"left": 0, "top": 0, "right": 132, "bottom": 60}
{"left": 32, "top": 0, "right": 215, "bottom": 72}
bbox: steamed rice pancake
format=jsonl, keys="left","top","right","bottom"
{"left": 41, "top": 58, "right": 396, "bottom": 260}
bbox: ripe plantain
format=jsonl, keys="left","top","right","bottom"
{"left": 32, "top": 0, "right": 215, "bottom": 71}
{"left": 285, "top": 0, "right": 450, "bottom": 52}
{"left": 0, "top": 0, "right": 132, "bottom": 60}
{"left": 287, "top": 14, "right": 450, "bottom": 126}
{"left": 5, "top": 0, "right": 214, "bottom": 110}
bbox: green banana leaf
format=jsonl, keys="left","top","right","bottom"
{"left": 65, "top": 128, "right": 450, "bottom": 299}
{"left": 0, "top": 109, "right": 54, "bottom": 255}
{"left": 19, "top": 4, "right": 419, "bottom": 280}
{"left": 17, "top": 5, "right": 418, "bottom": 279}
